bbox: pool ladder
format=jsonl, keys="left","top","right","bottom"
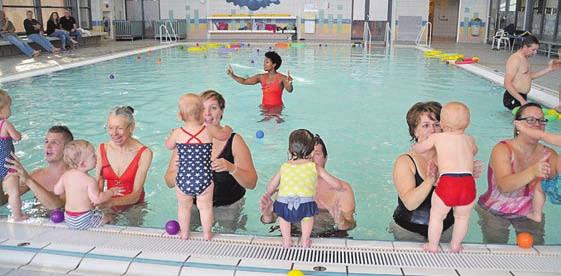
{"left": 158, "top": 21, "right": 178, "bottom": 44}
{"left": 385, "top": 22, "right": 392, "bottom": 49}
{"left": 415, "top": 21, "right": 432, "bottom": 48}
{"left": 362, "top": 20, "right": 372, "bottom": 47}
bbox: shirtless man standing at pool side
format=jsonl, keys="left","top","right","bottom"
{"left": 503, "top": 35, "right": 561, "bottom": 110}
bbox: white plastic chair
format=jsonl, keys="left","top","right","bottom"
{"left": 491, "top": 29, "right": 511, "bottom": 50}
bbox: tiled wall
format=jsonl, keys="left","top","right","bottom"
{"left": 457, "top": 0, "right": 488, "bottom": 43}
{"left": 394, "top": 0, "right": 429, "bottom": 42}
{"left": 158, "top": 0, "right": 353, "bottom": 40}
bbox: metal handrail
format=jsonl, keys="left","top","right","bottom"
{"left": 385, "top": 21, "right": 392, "bottom": 49}
{"left": 158, "top": 21, "right": 178, "bottom": 44}
{"left": 363, "top": 21, "right": 372, "bottom": 47}
{"left": 415, "top": 21, "right": 432, "bottom": 48}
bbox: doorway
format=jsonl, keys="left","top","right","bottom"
{"left": 429, "top": 0, "right": 460, "bottom": 42}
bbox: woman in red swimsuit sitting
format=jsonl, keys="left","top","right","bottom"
{"left": 95, "top": 106, "right": 153, "bottom": 214}
{"left": 227, "top": 51, "right": 293, "bottom": 122}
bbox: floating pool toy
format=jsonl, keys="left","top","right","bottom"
{"left": 178, "top": 45, "right": 184, "bottom": 50}
{"left": 109, "top": 74, "right": 115, "bottom": 80}
{"left": 291, "top": 42, "right": 305, "bottom": 48}
{"left": 512, "top": 106, "right": 520, "bottom": 115}
{"left": 165, "top": 220, "right": 180, "bottom": 235}
{"left": 205, "top": 42, "right": 222, "bottom": 48}
{"left": 517, "top": 232, "right": 533, "bottom": 249}
{"left": 275, "top": 42, "right": 290, "bottom": 48}
{"left": 452, "top": 57, "right": 480, "bottom": 65}
{"left": 188, "top": 46, "right": 207, "bottom": 53}
{"left": 50, "top": 209, "right": 64, "bottom": 223}
{"left": 256, "top": 130, "right": 264, "bottom": 139}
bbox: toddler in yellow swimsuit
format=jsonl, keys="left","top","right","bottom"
{"left": 264, "top": 129, "right": 342, "bottom": 248}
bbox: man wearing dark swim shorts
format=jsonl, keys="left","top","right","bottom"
{"left": 503, "top": 35, "right": 561, "bottom": 110}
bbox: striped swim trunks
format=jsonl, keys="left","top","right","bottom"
{"left": 65, "top": 209, "right": 104, "bottom": 230}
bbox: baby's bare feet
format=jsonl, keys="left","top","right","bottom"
{"left": 422, "top": 243, "right": 438, "bottom": 253}
{"left": 13, "top": 213, "right": 29, "bottom": 221}
{"left": 203, "top": 231, "right": 213, "bottom": 241}
{"left": 282, "top": 238, "right": 292, "bottom": 249}
{"left": 450, "top": 243, "right": 464, "bottom": 253}
{"left": 180, "top": 230, "right": 189, "bottom": 240}
{"left": 301, "top": 238, "right": 311, "bottom": 248}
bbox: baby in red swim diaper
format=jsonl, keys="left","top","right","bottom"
{"left": 413, "top": 102, "right": 478, "bottom": 253}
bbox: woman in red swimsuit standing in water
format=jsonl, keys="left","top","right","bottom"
{"left": 95, "top": 106, "right": 153, "bottom": 224}
{"left": 227, "top": 51, "right": 293, "bottom": 122}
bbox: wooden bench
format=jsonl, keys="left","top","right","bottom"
{"left": 0, "top": 32, "right": 105, "bottom": 57}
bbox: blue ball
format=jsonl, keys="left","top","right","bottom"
{"left": 256, "top": 130, "right": 265, "bottom": 139}
{"left": 50, "top": 209, "right": 64, "bottom": 223}
{"left": 165, "top": 220, "right": 180, "bottom": 235}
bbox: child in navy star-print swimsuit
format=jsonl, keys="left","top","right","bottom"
{"left": 165, "top": 93, "right": 232, "bottom": 240}
{"left": 0, "top": 90, "right": 23, "bottom": 221}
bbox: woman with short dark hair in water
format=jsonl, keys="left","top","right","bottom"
{"left": 226, "top": 51, "right": 293, "bottom": 122}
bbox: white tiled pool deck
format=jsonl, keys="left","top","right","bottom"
{"left": 0, "top": 220, "right": 560, "bottom": 275}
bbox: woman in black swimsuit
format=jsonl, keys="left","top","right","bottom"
{"left": 165, "top": 90, "right": 257, "bottom": 233}
{"left": 390, "top": 102, "right": 455, "bottom": 241}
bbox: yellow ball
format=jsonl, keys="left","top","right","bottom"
{"left": 287, "top": 269, "right": 304, "bottom": 276}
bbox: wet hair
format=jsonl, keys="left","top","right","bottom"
{"left": 108, "top": 106, "right": 135, "bottom": 126}
{"left": 63, "top": 140, "right": 93, "bottom": 169}
{"left": 522, "top": 35, "right": 539, "bottom": 48}
{"left": 289, "top": 129, "right": 315, "bottom": 160}
{"left": 200, "top": 90, "right": 226, "bottom": 110}
{"left": 314, "top": 134, "right": 328, "bottom": 157}
{"left": 406, "top": 101, "right": 442, "bottom": 142}
{"left": 178, "top": 93, "right": 204, "bottom": 122}
{"left": 48, "top": 125, "right": 74, "bottom": 144}
{"left": 513, "top": 102, "right": 543, "bottom": 137}
{"left": 26, "top": 10, "right": 33, "bottom": 15}
{"left": 0, "top": 90, "right": 12, "bottom": 110}
{"left": 265, "top": 51, "right": 282, "bottom": 70}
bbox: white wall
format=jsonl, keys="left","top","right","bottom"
{"left": 370, "top": 0, "right": 388, "bottom": 21}
{"left": 394, "top": 0, "right": 429, "bottom": 41}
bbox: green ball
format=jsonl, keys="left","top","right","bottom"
{"left": 512, "top": 106, "right": 520, "bottom": 115}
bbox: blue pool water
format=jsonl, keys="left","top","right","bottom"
{"left": 1, "top": 45, "right": 561, "bottom": 244}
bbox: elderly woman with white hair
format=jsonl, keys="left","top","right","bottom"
{"left": 95, "top": 106, "right": 153, "bottom": 210}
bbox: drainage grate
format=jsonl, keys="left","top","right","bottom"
{"left": 2, "top": 222, "right": 561, "bottom": 273}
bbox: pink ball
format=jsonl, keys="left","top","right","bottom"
{"left": 50, "top": 209, "right": 64, "bottom": 223}
{"left": 165, "top": 220, "right": 180, "bottom": 235}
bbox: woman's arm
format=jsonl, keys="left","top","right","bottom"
{"left": 227, "top": 65, "right": 260, "bottom": 85}
{"left": 392, "top": 154, "right": 435, "bottom": 211}
{"left": 164, "top": 149, "right": 178, "bottom": 188}
{"left": 211, "top": 134, "right": 258, "bottom": 189}
{"left": 108, "top": 147, "right": 153, "bottom": 207}
{"left": 491, "top": 143, "right": 551, "bottom": 193}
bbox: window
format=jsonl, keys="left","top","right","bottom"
{"left": 78, "top": 0, "right": 92, "bottom": 29}
{"left": 3, "top": 0, "right": 91, "bottom": 33}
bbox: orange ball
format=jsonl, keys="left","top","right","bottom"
{"left": 517, "top": 232, "right": 533, "bottom": 248}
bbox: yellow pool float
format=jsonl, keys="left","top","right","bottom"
{"left": 187, "top": 46, "right": 207, "bottom": 52}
